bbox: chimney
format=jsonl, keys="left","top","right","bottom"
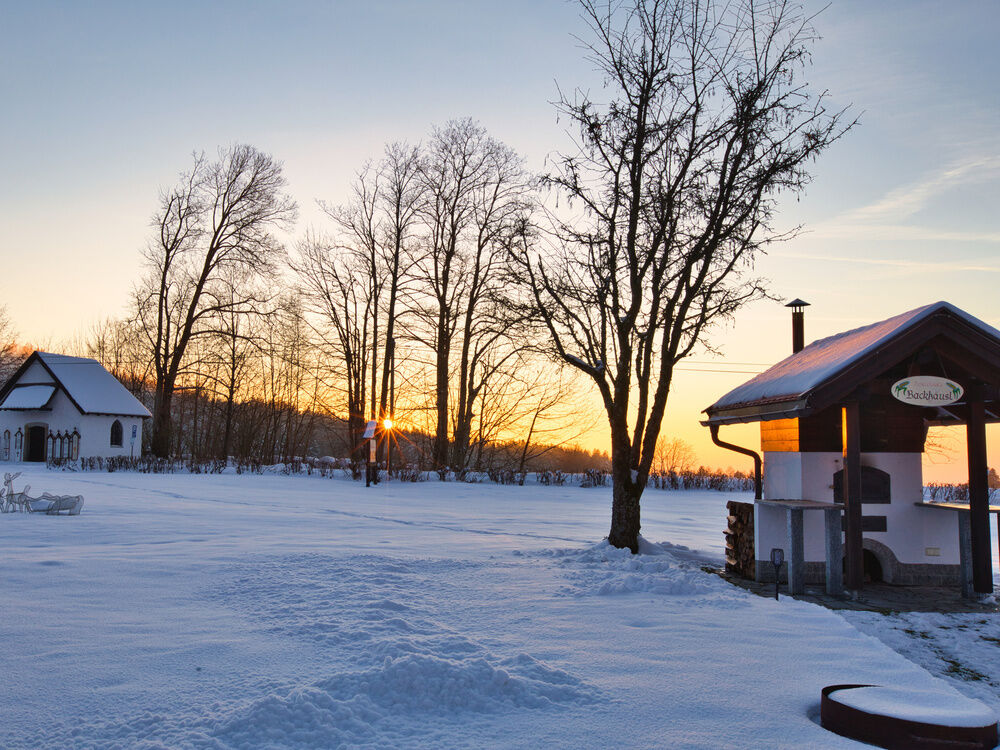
{"left": 786, "top": 298, "right": 810, "bottom": 354}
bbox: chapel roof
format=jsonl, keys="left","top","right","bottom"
{"left": 0, "top": 351, "right": 151, "bottom": 418}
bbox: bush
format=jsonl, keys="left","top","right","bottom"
{"left": 925, "top": 483, "right": 1000, "bottom": 504}
{"left": 393, "top": 464, "right": 426, "bottom": 482}
{"left": 580, "top": 469, "right": 606, "bottom": 488}
{"left": 485, "top": 468, "right": 525, "bottom": 485}
{"left": 538, "top": 470, "right": 566, "bottom": 486}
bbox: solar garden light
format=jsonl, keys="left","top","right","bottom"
{"left": 770, "top": 548, "right": 785, "bottom": 601}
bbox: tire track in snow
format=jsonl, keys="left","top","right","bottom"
{"left": 66, "top": 476, "right": 592, "bottom": 543}
{"left": 320, "top": 507, "right": 588, "bottom": 544}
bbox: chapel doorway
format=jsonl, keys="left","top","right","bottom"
{"left": 26, "top": 425, "right": 46, "bottom": 462}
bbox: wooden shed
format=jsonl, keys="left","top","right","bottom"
{"left": 703, "top": 301, "right": 1000, "bottom": 597}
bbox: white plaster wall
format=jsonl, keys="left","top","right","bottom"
{"left": 757, "top": 449, "right": 959, "bottom": 567}
{"left": 762, "top": 452, "right": 803, "bottom": 500}
{"left": 801, "top": 453, "right": 843, "bottom": 503}
{"left": 755, "top": 503, "right": 787, "bottom": 562}
{"left": 859, "top": 452, "right": 958, "bottom": 565}
{"left": 19, "top": 360, "right": 55, "bottom": 384}
{"left": 755, "top": 501, "right": 831, "bottom": 563}
{"left": 759, "top": 452, "right": 837, "bottom": 563}
{"left": 0, "top": 388, "right": 143, "bottom": 461}
{"left": 78, "top": 413, "right": 143, "bottom": 459}
{"left": 0, "top": 388, "right": 81, "bottom": 460}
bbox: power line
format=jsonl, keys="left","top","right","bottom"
{"left": 675, "top": 368, "right": 764, "bottom": 375}
{"left": 684, "top": 360, "right": 773, "bottom": 367}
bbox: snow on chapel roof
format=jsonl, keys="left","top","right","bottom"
{"left": 0, "top": 384, "right": 57, "bottom": 410}
{"left": 2, "top": 352, "right": 152, "bottom": 418}
{"left": 705, "top": 301, "right": 1000, "bottom": 421}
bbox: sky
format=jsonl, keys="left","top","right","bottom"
{"left": 1, "top": 0, "right": 998, "bottom": 480}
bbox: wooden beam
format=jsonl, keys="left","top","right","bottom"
{"left": 842, "top": 402, "right": 864, "bottom": 591}
{"left": 966, "top": 390, "right": 993, "bottom": 594}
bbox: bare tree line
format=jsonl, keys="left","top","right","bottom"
{"left": 73, "top": 123, "right": 591, "bottom": 475}
{"left": 292, "top": 119, "right": 592, "bottom": 476}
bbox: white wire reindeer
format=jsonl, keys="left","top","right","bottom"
{"left": 3, "top": 472, "right": 28, "bottom": 512}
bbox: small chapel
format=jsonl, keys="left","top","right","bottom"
{"left": 0, "top": 351, "right": 151, "bottom": 463}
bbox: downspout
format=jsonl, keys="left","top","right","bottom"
{"left": 710, "top": 424, "right": 762, "bottom": 500}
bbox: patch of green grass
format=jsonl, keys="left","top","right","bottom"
{"left": 943, "top": 659, "right": 988, "bottom": 682}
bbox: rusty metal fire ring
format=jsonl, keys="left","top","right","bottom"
{"left": 821, "top": 684, "right": 998, "bottom": 749}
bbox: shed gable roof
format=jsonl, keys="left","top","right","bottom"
{"left": 0, "top": 352, "right": 151, "bottom": 418}
{"left": 704, "top": 302, "right": 1000, "bottom": 425}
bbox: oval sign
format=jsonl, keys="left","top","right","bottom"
{"left": 891, "top": 376, "right": 963, "bottom": 406}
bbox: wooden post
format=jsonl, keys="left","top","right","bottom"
{"left": 842, "top": 402, "right": 864, "bottom": 591}
{"left": 823, "top": 506, "right": 844, "bottom": 596}
{"left": 966, "top": 393, "right": 993, "bottom": 594}
{"left": 958, "top": 511, "right": 973, "bottom": 600}
{"left": 787, "top": 508, "right": 804, "bottom": 595}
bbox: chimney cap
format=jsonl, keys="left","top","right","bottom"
{"left": 785, "top": 298, "right": 810, "bottom": 310}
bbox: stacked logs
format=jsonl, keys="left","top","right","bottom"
{"left": 725, "top": 500, "right": 755, "bottom": 579}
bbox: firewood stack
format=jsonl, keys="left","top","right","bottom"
{"left": 725, "top": 500, "right": 755, "bottom": 579}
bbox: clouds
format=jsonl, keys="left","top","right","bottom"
{"left": 770, "top": 250, "right": 1000, "bottom": 275}
{"left": 844, "top": 155, "right": 1000, "bottom": 225}
{"left": 804, "top": 155, "right": 1000, "bottom": 245}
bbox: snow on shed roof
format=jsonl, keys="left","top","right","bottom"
{"left": 706, "top": 302, "right": 1000, "bottom": 415}
{"left": 32, "top": 352, "right": 151, "bottom": 418}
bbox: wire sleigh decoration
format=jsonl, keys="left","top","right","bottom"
{"left": 2, "top": 472, "right": 84, "bottom": 515}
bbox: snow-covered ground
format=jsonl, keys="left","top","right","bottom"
{"left": 1, "top": 466, "right": 997, "bottom": 748}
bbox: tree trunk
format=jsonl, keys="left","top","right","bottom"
{"left": 452, "top": 417, "right": 470, "bottom": 479}
{"left": 222, "top": 393, "right": 234, "bottom": 462}
{"left": 608, "top": 468, "right": 642, "bottom": 553}
{"left": 434, "top": 330, "right": 450, "bottom": 476}
{"left": 608, "top": 418, "right": 642, "bottom": 552}
{"left": 151, "top": 388, "right": 174, "bottom": 458}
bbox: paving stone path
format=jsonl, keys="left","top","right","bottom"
{"left": 719, "top": 571, "right": 999, "bottom": 614}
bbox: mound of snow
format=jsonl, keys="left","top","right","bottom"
{"left": 537, "top": 537, "right": 731, "bottom": 598}
{"left": 214, "top": 652, "right": 598, "bottom": 748}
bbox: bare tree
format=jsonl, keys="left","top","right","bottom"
{"left": 413, "top": 119, "right": 534, "bottom": 476}
{"left": 375, "top": 143, "right": 424, "bottom": 445}
{"left": 294, "top": 234, "right": 375, "bottom": 475}
{"left": 83, "top": 316, "right": 153, "bottom": 402}
{"left": 653, "top": 435, "right": 696, "bottom": 475}
{"left": 136, "top": 145, "right": 296, "bottom": 457}
{"left": 320, "top": 143, "right": 424, "bottom": 460}
{"left": 451, "top": 145, "right": 534, "bottom": 476}
{"left": 511, "top": 0, "right": 852, "bottom": 550}
{"left": 204, "top": 272, "right": 265, "bottom": 461}
{"left": 0, "top": 305, "right": 26, "bottom": 383}
{"left": 414, "top": 119, "right": 488, "bottom": 473}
